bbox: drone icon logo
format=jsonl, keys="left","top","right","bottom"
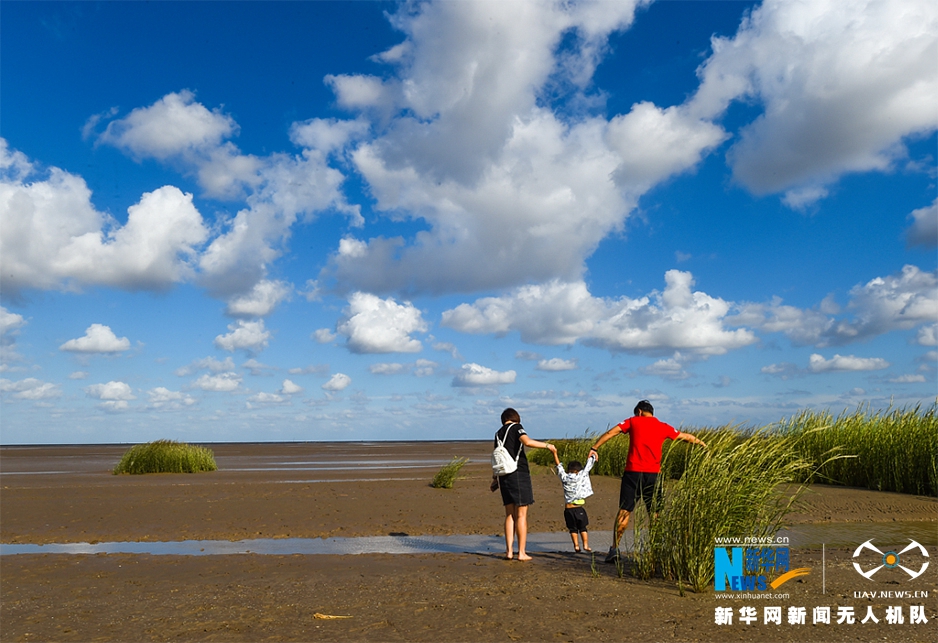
{"left": 852, "top": 539, "right": 930, "bottom": 580}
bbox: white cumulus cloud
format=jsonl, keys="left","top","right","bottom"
{"left": 414, "top": 359, "right": 437, "bottom": 377}
{"left": 443, "top": 271, "right": 756, "bottom": 356}
{"left": 193, "top": 372, "right": 242, "bottom": 392}
{"left": 732, "top": 265, "right": 937, "bottom": 348}
{"left": 888, "top": 374, "right": 927, "bottom": 383}
{"left": 640, "top": 353, "right": 692, "bottom": 381}
{"left": 85, "top": 380, "right": 136, "bottom": 411}
{"left": 0, "top": 307, "right": 25, "bottom": 337}
{"left": 688, "top": 0, "right": 938, "bottom": 207}
{"left": 322, "top": 1, "right": 725, "bottom": 295}
{"left": 536, "top": 358, "right": 578, "bottom": 372}
{"left": 1, "top": 141, "right": 209, "bottom": 296}
{"left": 0, "top": 306, "right": 26, "bottom": 364}
{"left": 97, "top": 90, "right": 238, "bottom": 161}
{"left": 0, "top": 378, "right": 61, "bottom": 400}
{"left": 336, "top": 292, "right": 427, "bottom": 354}
{"left": 91, "top": 91, "right": 360, "bottom": 300}
{"left": 906, "top": 199, "right": 937, "bottom": 248}
{"left": 225, "top": 280, "right": 292, "bottom": 317}
{"left": 452, "top": 363, "right": 516, "bottom": 387}
{"left": 175, "top": 356, "right": 236, "bottom": 377}
{"left": 826, "top": 265, "right": 937, "bottom": 345}
{"left": 369, "top": 362, "right": 406, "bottom": 375}
{"left": 247, "top": 391, "right": 287, "bottom": 405}
{"left": 917, "top": 325, "right": 937, "bottom": 347}
{"left": 313, "top": 328, "right": 337, "bottom": 344}
{"left": 214, "top": 320, "right": 270, "bottom": 354}
{"left": 322, "top": 373, "right": 351, "bottom": 392}
{"left": 85, "top": 380, "right": 136, "bottom": 400}
{"left": 60, "top": 324, "right": 131, "bottom": 354}
{"left": 729, "top": 298, "right": 834, "bottom": 346}
{"left": 280, "top": 379, "right": 303, "bottom": 395}
{"left": 147, "top": 387, "right": 197, "bottom": 409}
{"left": 808, "top": 353, "right": 890, "bottom": 373}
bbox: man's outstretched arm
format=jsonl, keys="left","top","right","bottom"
{"left": 588, "top": 425, "right": 621, "bottom": 456}
{"left": 676, "top": 432, "right": 707, "bottom": 448}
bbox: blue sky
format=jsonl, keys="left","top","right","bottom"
{"left": 1, "top": 0, "right": 935, "bottom": 444}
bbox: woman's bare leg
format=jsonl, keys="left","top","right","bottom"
{"left": 503, "top": 504, "right": 515, "bottom": 559}
{"left": 515, "top": 505, "right": 531, "bottom": 560}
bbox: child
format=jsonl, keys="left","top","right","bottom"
{"left": 553, "top": 450, "right": 597, "bottom": 553}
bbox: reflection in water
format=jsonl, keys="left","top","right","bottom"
{"left": 779, "top": 521, "right": 937, "bottom": 548}
{"left": 0, "top": 532, "right": 609, "bottom": 556}
{"left": 2, "top": 522, "right": 933, "bottom": 556}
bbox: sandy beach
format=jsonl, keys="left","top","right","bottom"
{"left": 1, "top": 442, "right": 935, "bottom": 642}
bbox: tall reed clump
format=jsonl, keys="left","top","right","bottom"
{"left": 113, "top": 440, "right": 218, "bottom": 475}
{"left": 632, "top": 427, "right": 814, "bottom": 593}
{"left": 431, "top": 456, "right": 469, "bottom": 489}
{"left": 780, "top": 403, "right": 937, "bottom": 496}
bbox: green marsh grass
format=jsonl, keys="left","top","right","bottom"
{"left": 431, "top": 456, "right": 469, "bottom": 489}
{"left": 530, "top": 403, "right": 936, "bottom": 591}
{"left": 530, "top": 403, "right": 937, "bottom": 494}
{"left": 781, "top": 404, "right": 937, "bottom": 495}
{"left": 113, "top": 440, "right": 217, "bottom": 475}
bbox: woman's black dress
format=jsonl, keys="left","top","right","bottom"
{"left": 495, "top": 422, "right": 535, "bottom": 507}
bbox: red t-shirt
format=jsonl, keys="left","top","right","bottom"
{"left": 616, "top": 416, "right": 680, "bottom": 473}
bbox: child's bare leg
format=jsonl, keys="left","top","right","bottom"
{"left": 581, "top": 531, "right": 591, "bottom": 552}
{"left": 570, "top": 532, "right": 580, "bottom": 551}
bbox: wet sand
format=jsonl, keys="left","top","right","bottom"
{"left": 1, "top": 442, "right": 935, "bottom": 642}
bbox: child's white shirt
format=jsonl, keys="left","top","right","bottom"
{"left": 555, "top": 454, "right": 597, "bottom": 504}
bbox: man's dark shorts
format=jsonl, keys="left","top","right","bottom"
{"left": 619, "top": 471, "right": 662, "bottom": 514}
{"left": 563, "top": 506, "right": 589, "bottom": 533}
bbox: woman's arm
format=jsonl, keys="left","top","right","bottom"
{"left": 520, "top": 434, "right": 556, "bottom": 452}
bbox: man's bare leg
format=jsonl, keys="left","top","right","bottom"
{"left": 615, "top": 508, "right": 632, "bottom": 548}
{"left": 581, "top": 531, "right": 591, "bottom": 552}
{"left": 606, "top": 508, "right": 631, "bottom": 562}
{"left": 570, "top": 532, "right": 581, "bottom": 552}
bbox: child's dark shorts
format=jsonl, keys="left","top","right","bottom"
{"left": 563, "top": 506, "right": 589, "bottom": 533}
{"left": 619, "top": 471, "right": 661, "bottom": 513}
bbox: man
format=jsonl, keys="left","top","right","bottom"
{"left": 588, "top": 400, "right": 707, "bottom": 563}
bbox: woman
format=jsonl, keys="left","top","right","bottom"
{"left": 490, "top": 407, "right": 556, "bottom": 560}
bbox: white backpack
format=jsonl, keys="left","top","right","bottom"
{"left": 492, "top": 422, "right": 520, "bottom": 476}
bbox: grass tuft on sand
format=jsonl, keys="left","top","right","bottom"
{"left": 430, "top": 456, "right": 469, "bottom": 489}
{"left": 113, "top": 440, "right": 218, "bottom": 475}
{"left": 631, "top": 427, "right": 817, "bottom": 592}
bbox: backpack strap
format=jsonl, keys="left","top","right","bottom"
{"left": 497, "top": 422, "right": 520, "bottom": 460}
